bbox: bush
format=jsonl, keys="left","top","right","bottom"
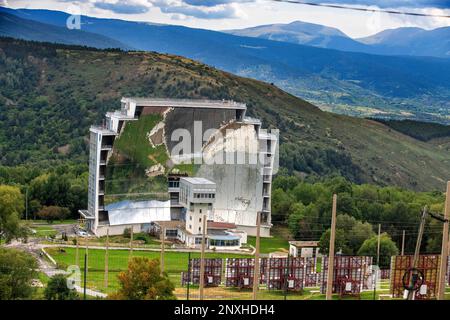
{"left": 0, "top": 248, "right": 38, "bottom": 300}
{"left": 134, "top": 233, "right": 151, "bottom": 244}
{"left": 44, "top": 274, "right": 79, "bottom": 300}
{"left": 123, "top": 227, "right": 132, "bottom": 239}
{"left": 109, "top": 257, "right": 175, "bottom": 300}
{"left": 37, "top": 206, "right": 70, "bottom": 223}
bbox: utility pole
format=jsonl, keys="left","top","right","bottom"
{"left": 85, "top": 241, "right": 89, "bottom": 282}
{"left": 407, "top": 206, "right": 427, "bottom": 300}
{"left": 326, "top": 194, "right": 337, "bottom": 300}
{"left": 25, "top": 187, "right": 28, "bottom": 220}
{"left": 83, "top": 251, "right": 87, "bottom": 300}
{"left": 252, "top": 212, "right": 261, "bottom": 300}
{"left": 437, "top": 181, "right": 450, "bottom": 300}
{"left": 186, "top": 251, "right": 191, "bottom": 300}
{"left": 401, "top": 230, "right": 406, "bottom": 256}
{"left": 199, "top": 214, "right": 207, "bottom": 300}
{"left": 75, "top": 235, "right": 79, "bottom": 267}
{"left": 284, "top": 254, "right": 290, "bottom": 301}
{"left": 373, "top": 224, "right": 381, "bottom": 300}
{"left": 129, "top": 227, "right": 133, "bottom": 259}
{"left": 104, "top": 228, "right": 109, "bottom": 288}
{"left": 160, "top": 226, "right": 166, "bottom": 275}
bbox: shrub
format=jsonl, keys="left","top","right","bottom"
{"left": 37, "top": 206, "right": 70, "bottom": 223}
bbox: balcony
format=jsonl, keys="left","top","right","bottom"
{"left": 101, "top": 145, "right": 113, "bottom": 150}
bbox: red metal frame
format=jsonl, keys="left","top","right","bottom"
{"left": 225, "top": 258, "right": 255, "bottom": 289}
{"left": 390, "top": 255, "right": 440, "bottom": 300}
{"left": 304, "top": 257, "right": 319, "bottom": 287}
{"left": 181, "top": 258, "right": 223, "bottom": 287}
{"left": 380, "top": 269, "right": 390, "bottom": 280}
{"left": 267, "top": 257, "right": 305, "bottom": 291}
{"left": 320, "top": 256, "right": 372, "bottom": 298}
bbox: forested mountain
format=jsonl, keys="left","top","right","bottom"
{"left": 0, "top": 38, "right": 449, "bottom": 191}
{"left": 1, "top": 7, "right": 449, "bottom": 124}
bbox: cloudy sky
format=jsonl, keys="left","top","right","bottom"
{"left": 4, "top": 0, "right": 450, "bottom": 38}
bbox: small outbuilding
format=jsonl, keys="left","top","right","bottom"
{"left": 289, "top": 241, "right": 320, "bottom": 258}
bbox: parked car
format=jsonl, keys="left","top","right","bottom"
{"left": 77, "top": 230, "right": 88, "bottom": 237}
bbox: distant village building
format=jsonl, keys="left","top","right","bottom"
{"left": 289, "top": 241, "right": 320, "bottom": 258}
{"left": 79, "top": 97, "right": 277, "bottom": 247}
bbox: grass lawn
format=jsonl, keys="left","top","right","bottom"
{"left": 247, "top": 234, "right": 289, "bottom": 254}
{"left": 32, "top": 225, "right": 58, "bottom": 238}
{"left": 77, "top": 233, "right": 162, "bottom": 248}
{"left": 23, "top": 219, "right": 78, "bottom": 225}
{"left": 46, "top": 247, "right": 252, "bottom": 295}
{"left": 46, "top": 247, "right": 447, "bottom": 300}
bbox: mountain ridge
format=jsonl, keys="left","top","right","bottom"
{"left": 0, "top": 37, "right": 449, "bottom": 191}
{"left": 2, "top": 7, "right": 450, "bottom": 124}
{"left": 0, "top": 10, "right": 129, "bottom": 50}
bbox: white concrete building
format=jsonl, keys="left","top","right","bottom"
{"left": 79, "top": 97, "right": 277, "bottom": 238}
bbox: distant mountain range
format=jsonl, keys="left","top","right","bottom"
{"left": 226, "top": 21, "right": 450, "bottom": 59}
{"left": 0, "top": 11, "right": 129, "bottom": 50}
{"left": 357, "top": 27, "right": 450, "bottom": 58}
{"left": 1, "top": 7, "right": 449, "bottom": 124}
{"left": 225, "top": 21, "right": 372, "bottom": 54}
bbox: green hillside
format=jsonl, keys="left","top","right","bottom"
{"left": 0, "top": 37, "right": 449, "bottom": 191}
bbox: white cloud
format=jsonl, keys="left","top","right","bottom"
{"left": 93, "top": 0, "right": 152, "bottom": 14}
{"left": 87, "top": 0, "right": 248, "bottom": 19}
{"left": 0, "top": 0, "right": 9, "bottom": 6}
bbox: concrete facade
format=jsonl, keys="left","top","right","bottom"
{"left": 80, "top": 97, "right": 276, "bottom": 239}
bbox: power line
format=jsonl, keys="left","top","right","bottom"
{"left": 269, "top": 0, "right": 450, "bottom": 18}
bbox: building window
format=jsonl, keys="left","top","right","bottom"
{"left": 199, "top": 209, "right": 202, "bottom": 214}
{"left": 199, "top": 217, "right": 202, "bottom": 222}
{"left": 209, "top": 239, "right": 239, "bottom": 247}
{"left": 189, "top": 224, "right": 192, "bottom": 229}
{"left": 198, "top": 227, "right": 202, "bottom": 232}
{"left": 189, "top": 215, "right": 192, "bottom": 221}
{"left": 165, "top": 229, "right": 178, "bottom": 237}
{"left": 195, "top": 237, "right": 202, "bottom": 245}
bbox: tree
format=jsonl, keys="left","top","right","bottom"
{"left": 0, "top": 248, "right": 38, "bottom": 299}
{"left": 319, "top": 229, "right": 349, "bottom": 255}
{"left": 44, "top": 274, "right": 79, "bottom": 300}
{"left": 37, "top": 206, "right": 70, "bottom": 223}
{"left": 334, "top": 214, "right": 375, "bottom": 254}
{"left": 358, "top": 233, "right": 399, "bottom": 268}
{"left": 348, "top": 221, "right": 375, "bottom": 253}
{"left": 271, "top": 188, "right": 292, "bottom": 223}
{"left": 110, "top": 257, "right": 175, "bottom": 300}
{"left": 0, "top": 185, "right": 26, "bottom": 242}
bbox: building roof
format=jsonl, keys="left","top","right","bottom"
{"left": 153, "top": 220, "right": 185, "bottom": 229}
{"left": 180, "top": 177, "right": 215, "bottom": 185}
{"left": 207, "top": 221, "right": 236, "bottom": 230}
{"left": 209, "top": 234, "right": 240, "bottom": 241}
{"left": 78, "top": 209, "right": 94, "bottom": 220}
{"left": 106, "top": 200, "right": 171, "bottom": 226}
{"left": 121, "top": 97, "right": 246, "bottom": 110}
{"left": 90, "top": 126, "right": 117, "bottom": 136}
{"left": 289, "top": 241, "right": 319, "bottom": 248}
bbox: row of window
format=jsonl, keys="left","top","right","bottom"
{"left": 194, "top": 193, "right": 215, "bottom": 199}
{"left": 209, "top": 239, "right": 240, "bottom": 247}
{"left": 168, "top": 181, "right": 180, "bottom": 188}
